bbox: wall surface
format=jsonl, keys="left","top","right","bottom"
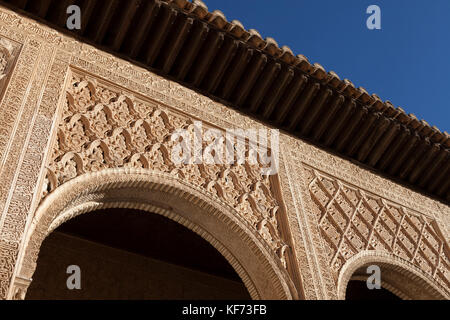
{"left": 0, "top": 5, "right": 448, "bottom": 300}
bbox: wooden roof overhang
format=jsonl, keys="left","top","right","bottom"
{"left": 1, "top": 0, "right": 448, "bottom": 203}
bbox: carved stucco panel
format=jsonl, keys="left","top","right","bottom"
{"left": 0, "top": 36, "right": 26, "bottom": 176}
{"left": 6, "top": 61, "right": 301, "bottom": 299}
{"left": 39, "top": 69, "right": 296, "bottom": 277}
{"left": 278, "top": 142, "right": 335, "bottom": 299}
{"left": 305, "top": 165, "right": 448, "bottom": 286}
{"left": 0, "top": 36, "right": 19, "bottom": 94}
{"left": 0, "top": 39, "right": 49, "bottom": 217}
{"left": 282, "top": 136, "right": 450, "bottom": 298}
{"left": 0, "top": 42, "right": 69, "bottom": 298}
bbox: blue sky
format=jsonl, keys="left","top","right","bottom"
{"left": 204, "top": 0, "right": 450, "bottom": 132}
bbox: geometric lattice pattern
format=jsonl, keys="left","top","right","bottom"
{"left": 304, "top": 166, "right": 450, "bottom": 289}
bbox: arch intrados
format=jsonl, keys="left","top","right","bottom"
{"left": 16, "top": 168, "right": 297, "bottom": 300}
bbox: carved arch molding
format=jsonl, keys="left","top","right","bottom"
{"left": 7, "top": 69, "right": 300, "bottom": 300}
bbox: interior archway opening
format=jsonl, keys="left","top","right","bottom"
{"left": 345, "top": 279, "right": 401, "bottom": 300}
{"left": 344, "top": 263, "right": 405, "bottom": 300}
{"left": 25, "top": 208, "right": 251, "bottom": 300}
{"left": 341, "top": 259, "right": 448, "bottom": 300}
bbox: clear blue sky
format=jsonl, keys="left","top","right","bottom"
{"left": 204, "top": 0, "right": 450, "bottom": 132}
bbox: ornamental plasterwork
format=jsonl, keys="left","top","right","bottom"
{"left": 305, "top": 165, "right": 449, "bottom": 291}
{"left": 0, "top": 5, "right": 448, "bottom": 300}
{"left": 0, "top": 5, "right": 301, "bottom": 298}
{"left": 0, "top": 37, "right": 18, "bottom": 81}
{"left": 0, "top": 35, "right": 21, "bottom": 169}
{"left": 42, "top": 70, "right": 292, "bottom": 270}
{"left": 280, "top": 137, "right": 450, "bottom": 299}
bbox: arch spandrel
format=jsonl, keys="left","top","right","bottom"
{"left": 41, "top": 70, "right": 296, "bottom": 270}
{"left": 301, "top": 164, "right": 450, "bottom": 299}
{"left": 9, "top": 69, "right": 301, "bottom": 300}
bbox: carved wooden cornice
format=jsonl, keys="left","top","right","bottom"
{"left": 0, "top": 0, "right": 448, "bottom": 204}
